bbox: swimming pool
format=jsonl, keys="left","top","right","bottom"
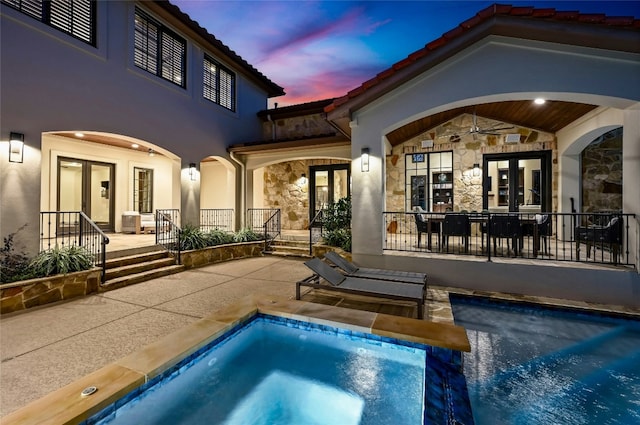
{"left": 87, "top": 315, "right": 428, "bottom": 424}
{"left": 451, "top": 295, "right": 640, "bottom": 425}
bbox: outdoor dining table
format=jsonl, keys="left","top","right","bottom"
{"left": 423, "top": 213, "right": 542, "bottom": 257}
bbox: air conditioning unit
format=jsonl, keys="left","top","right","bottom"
{"left": 505, "top": 134, "right": 520, "bottom": 144}
{"left": 421, "top": 139, "right": 434, "bottom": 148}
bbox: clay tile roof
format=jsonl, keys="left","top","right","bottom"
{"left": 324, "top": 3, "right": 639, "bottom": 114}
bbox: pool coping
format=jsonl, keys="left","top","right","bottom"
{"left": 2, "top": 294, "right": 470, "bottom": 425}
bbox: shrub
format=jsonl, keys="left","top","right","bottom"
{"left": 322, "top": 197, "right": 352, "bottom": 252}
{"left": 324, "top": 228, "right": 352, "bottom": 252}
{"left": 180, "top": 224, "right": 208, "bottom": 251}
{"left": 29, "top": 245, "right": 93, "bottom": 277}
{"left": 205, "top": 229, "right": 235, "bottom": 246}
{"left": 0, "top": 224, "right": 32, "bottom": 283}
{"left": 233, "top": 227, "right": 262, "bottom": 243}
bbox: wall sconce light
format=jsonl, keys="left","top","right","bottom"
{"left": 148, "top": 148, "right": 155, "bottom": 157}
{"left": 189, "top": 162, "right": 197, "bottom": 181}
{"left": 300, "top": 173, "right": 307, "bottom": 185}
{"left": 361, "top": 147, "right": 370, "bottom": 172}
{"left": 9, "top": 132, "right": 24, "bottom": 163}
{"left": 473, "top": 163, "right": 480, "bottom": 176}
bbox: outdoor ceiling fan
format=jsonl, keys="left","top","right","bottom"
{"left": 441, "top": 110, "right": 515, "bottom": 141}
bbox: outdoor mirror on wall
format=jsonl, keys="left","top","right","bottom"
{"left": 9, "top": 132, "right": 24, "bottom": 163}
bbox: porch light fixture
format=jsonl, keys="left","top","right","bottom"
{"left": 473, "top": 163, "right": 481, "bottom": 176}
{"left": 148, "top": 148, "right": 155, "bottom": 157}
{"left": 9, "top": 132, "right": 24, "bottom": 163}
{"left": 361, "top": 147, "right": 370, "bottom": 172}
{"left": 189, "top": 163, "right": 197, "bottom": 181}
{"left": 300, "top": 173, "right": 307, "bottom": 185}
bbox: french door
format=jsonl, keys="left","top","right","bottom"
{"left": 483, "top": 151, "right": 551, "bottom": 212}
{"left": 58, "top": 158, "right": 115, "bottom": 231}
{"left": 309, "top": 164, "right": 350, "bottom": 219}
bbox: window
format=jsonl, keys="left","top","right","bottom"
{"left": 2, "top": 0, "right": 95, "bottom": 45}
{"left": 203, "top": 56, "right": 236, "bottom": 111}
{"left": 133, "top": 167, "right": 153, "bottom": 213}
{"left": 134, "top": 8, "right": 185, "bottom": 87}
{"left": 405, "top": 151, "right": 453, "bottom": 212}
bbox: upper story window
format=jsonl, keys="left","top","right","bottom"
{"left": 2, "top": 0, "right": 95, "bottom": 45}
{"left": 134, "top": 8, "right": 186, "bottom": 87}
{"left": 203, "top": 55, "right": 236, "bottom": 111}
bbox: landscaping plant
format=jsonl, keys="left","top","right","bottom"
{"left": 29, "top": 244, "right": 94, "bottom": 277}
{"left": 322, "top": 197, "right": 352, "bottom": 252}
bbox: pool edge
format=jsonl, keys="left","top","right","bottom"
{"left": 1, "top": 294, "right": 470, "bottom": 425}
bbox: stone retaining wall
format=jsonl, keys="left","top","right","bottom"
{"left": 0, "top": 242, "right": 265, "bottom": 315}
{"left": 0, "top": 269, "right": 101, "bottom": 315}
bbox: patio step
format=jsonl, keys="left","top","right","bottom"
{"left": 101, "top": 247, "right": 183, "bottom": 289}
{"left": 101, "top": 264, "right": 185, "bottom": 291}
{"left": 265, "top": 239, "right": 312, "bottom": 258}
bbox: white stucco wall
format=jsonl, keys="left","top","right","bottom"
{"left": 0, "top": 2, "right": 272, "bottom": 252}
{"left": 344, "top": 35, "right": 640, "bottom": 303}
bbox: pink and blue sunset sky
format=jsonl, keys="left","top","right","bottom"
{"left": 171, "top": 1, "right": 640, "bottom": 107}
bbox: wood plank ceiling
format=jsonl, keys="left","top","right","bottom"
{"left": 386, "top": 100, "right": 599, "bottom": 146}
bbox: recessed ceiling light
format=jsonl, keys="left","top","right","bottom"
{"left": 131, "top": 143, "right": 139, "bottom": 149}
{"left": 534, "top": 98, "right": 546, "bottom": 105}
{"left": 75, "top": 132, "right": 84, "bottom": 137}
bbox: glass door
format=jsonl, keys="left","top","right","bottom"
{"left": 483, "top": 152, "right": 550, "bottom": 212}
{"left": 58, "top": 158, "right": 115, "bottom": 231}
{"left": 310, "top": 164, "right": 351, "bottom": 219}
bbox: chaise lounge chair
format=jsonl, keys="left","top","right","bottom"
{"left": 297, "top": 258, "right": 426, "bottom": 319}
{"left": 323, "top": 251, "right": 427, "bottom": 285}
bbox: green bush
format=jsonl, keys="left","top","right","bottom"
{"left": 180, "top": 224, "right": 208, "bottom": 251}
{"left": 29, "top": 245, "right": 93, "bottom": 277}
{"left": 322, "top": 197, "right": 352, "bottom": 252}
{"left": 0, "top": 224, "right": 33, "bottom": 283}
{"left": 233, "top": 227, "right": 262, "bottom": 243}
{"left": 324, "top": 228, "right": 352, "bottom": 252}
{"left": 205, "top": 229, "right": 235, "bottom": 246}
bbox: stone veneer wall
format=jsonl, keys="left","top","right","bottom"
{"left": 581, "top": 127, "right": 622, "bottom": 213}
{"left": 0, "top": 269, "right": 101, "bottom": 314}
{"left": 386, "top": 114, "right": 556, "bottom": 214}
{"left": 263, "top": 159, "right": 351, "bottom": 230}
{"left": 262, "top": 112, "right": 337, "bottom": 140}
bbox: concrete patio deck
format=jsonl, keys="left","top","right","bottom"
{"left": 1, "top": 254, "right": 636, "bottom": 419}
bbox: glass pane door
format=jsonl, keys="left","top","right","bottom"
{"left": 89, "top": 163, "right": 112, "bottom": 226}
{"left": 310, "top": 164, "right": 351, "bottom": 220}
{"left": 59, "top": 160, "right": 83, "bottom": 211}
{"left": 58, "top": 158, "right": 114, "bottom": 231}
{"left": 483, "top": 153, "right": 549, "bottom": 213}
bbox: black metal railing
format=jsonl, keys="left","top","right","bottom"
{"left": 200, "top": 209, "right": 234, "bottom": 232}
{"left": 308, "top": 209, "right": 325, "bottom": 255}
{"left": 39, "top": 211, "right": 110, "bottom": 283}
{"left": 156, "top": 209, "right": 181, "bottom": 264}
{"left": 383, "top": 211, "right": 636, "bottom": 267}
{"left": 246, "top": 208, "right": 281, "bottom": 251}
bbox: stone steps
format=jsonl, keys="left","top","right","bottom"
{"left": 101, "top": 247, "right": 183, "bottom": 290}
{"left": 265, "top": 239, "right": 312, "bottom": 258}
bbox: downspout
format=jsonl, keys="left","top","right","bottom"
{"left": 267, "top": 114, "right": 276, "bottom": 140}
{"left": 229, "top": 151, "right": 245, "bottom": 229}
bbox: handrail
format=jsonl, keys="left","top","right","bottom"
{"left": 382, "top": 210, "right": 636, "bottom": 268}
{"left": 39, "top": 211, "right": 110, "bottom": 283}
{"left": 308, "top": 209, "right": 325, "bottom": 255}
{"left": 246, "top": 208, "right": 281, "bottom": 252}
{"left": 263, "top": 209, "right": 281, "bottom": 252}
{"left": 156, "top": 209, "right": 182, "bottom": 265}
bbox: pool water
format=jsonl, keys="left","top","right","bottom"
{"left": 89, "top": 316, "right": 430, "bottom": 425}
{"left": 451, "top": 296, "right": 640, "bottom": 425}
